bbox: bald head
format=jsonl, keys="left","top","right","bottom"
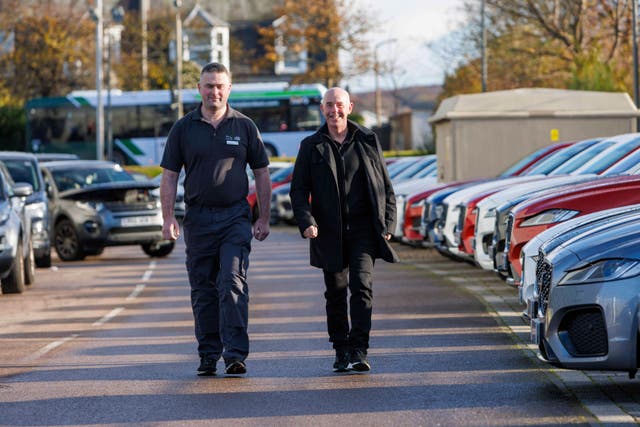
{"left": 320, "top": 87, "right": 353, "bottom": 138}
{"left": 322, "top": 87, "right": 351, "bottom": 105}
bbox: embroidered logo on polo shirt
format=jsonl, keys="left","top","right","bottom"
{"left": 225, "top": 135, "right": 241, "bottom": 145}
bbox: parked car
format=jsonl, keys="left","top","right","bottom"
{"left": 151, "top": 170, "right": 185, "bottom": 219}
{"left": 506, "top": 174, "right": 640, "bottom": 288}
{"left": 530, "top": 214, "right": 640, "bottom": 377}
{"left": 520, "top": 204, "right": 640, "bottom": 319}
{"left": 0, "top": 163, "right": 34, "bottom": 294}
{"left": 0, "top": 151, "right": 52, "bottom": 267}
{"left": 41, "top": 160, "right": 174, "bottom": 261}
{"left": 270, "top": 182, "right": 295, "bottom": 225}
{"left": 443, "top": 134, "right": 636, "bottom": 264}
{"left": 34, "top": 153, "right": 80, "bottom": 162}
{"left": 248, "top": 164, "right": 293, "bottom": 222}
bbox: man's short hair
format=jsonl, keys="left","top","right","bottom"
{"left": 201, "top": 62, "right": 232, "bottom": 80}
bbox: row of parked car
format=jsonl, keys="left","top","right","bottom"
{"left": 387, "top": 132, "right": 640, "bottom": 379}
{"left": 265, "top": 134, "right": 640, "bottom": 378}
{"left": 0, "top": 152, "right": 175, "bottom": 295}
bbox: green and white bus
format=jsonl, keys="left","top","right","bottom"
{"left": 25, "top": 82, "right": 326, "bottom": 165}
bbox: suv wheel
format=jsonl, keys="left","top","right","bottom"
{"left": 1, "top": 239, "right": 26, "bottom": 294}
{"left": 54, "top": 219, "right": 86, "bottom": 261}
{"left": 141, "top": 241, "right": 175, "bottom": 257}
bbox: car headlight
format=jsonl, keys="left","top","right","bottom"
{"left": 520, "top": 209, "right": 579, "bottom": 227}
{"left": 75, "top": 200, "right": 104, "bottom": 211}
{"left": 559, "top": 258, "right": 640, "bottom": 285}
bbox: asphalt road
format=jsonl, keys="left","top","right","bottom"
{"left": 0, "top": 225, "right": 637, "bottom": 426}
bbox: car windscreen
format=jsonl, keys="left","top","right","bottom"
{"left": 3, "top": 159, "right": 41, "bottom": 191}
{"left": 51, "top": 167, "right": 134, "bottom": 191}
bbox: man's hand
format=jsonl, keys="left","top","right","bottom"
{"left": 162, "top": 217, "right": 180, "bottom": 240}
{"left": 303, "top": 225, "right": 318, "bottom": 239}
{"left": 385, "top": 233, "right": 392, "bottom": 241}
{"left": 253, "top": 217, "right": 270, "bottom": 241}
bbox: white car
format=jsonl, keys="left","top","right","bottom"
{"left": 472, "top": 174, "right": 597, "bottom": 271}
{"left": 439, "top": 175, "right": 545, "bottom": 257}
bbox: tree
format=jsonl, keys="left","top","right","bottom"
{"left": 255, "top": 0, "right": 375, "bottom": 87}
{"left": 438, "top": 0, "right": 634, "bottom": 99}
{"left": 0, "top": 3, "right": 94, "bottom": 101}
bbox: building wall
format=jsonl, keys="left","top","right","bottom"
{"left": 435, "top": 116, "right": 637, "bottom": 182}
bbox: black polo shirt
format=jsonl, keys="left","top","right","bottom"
{"left": 161, "top": 104, "right": 269, "bottom": 207}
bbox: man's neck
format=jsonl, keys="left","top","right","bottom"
{"left": 328, "top": 125, "right": 348, "bottom": 144}
{"left": 201, "top": 105, "right": 227, "bottom": 126}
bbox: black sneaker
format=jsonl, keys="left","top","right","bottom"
{"left": 333, "top": 350, "right": 350, "bottom": 372}
{"left": 225, "top": 360, "right": 247, "bottom": 375}
{"left": 197, "top": 357, "right": 217, "bottom": 376}
{"left": 349, "top": 349, "right": 371, "bottom": 372}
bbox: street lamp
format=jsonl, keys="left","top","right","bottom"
{"left": 633, "top": 0, "right": 639, "bottom": 130}
{"left": 106, "top": 6, "right": 125, "bottom": 162}
{"left": 90, "top": 0, "right": 104, "bottom": 161}
{"left": 374, "top": 38, "right": 396, "bottom": 128}
{"left": 174, "top": 0, "right": 184, "bottom": 120}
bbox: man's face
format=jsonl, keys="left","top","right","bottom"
{"left": 320, "top": 90, "right": 353, "bottom": 130}
{"left": 198, "top": 71, "right": 231, "bottom": 111}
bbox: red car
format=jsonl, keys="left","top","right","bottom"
{"left": 247, "top": 165, "right": 293, "bottom": 221}
{"left": 402, "top": 142, "right": 575, "bottom": 246}
{"left": 506, "top": 174, "right": 640, "bottom": 285}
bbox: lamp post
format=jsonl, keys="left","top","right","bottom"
{"left": 633, "top": 0, "right": 639, "bottom": 130}
{"left": 106, "top": 6, "right": 125, "bottom": 162}
{"left": 374, "top": 38, "right": 396, "bottom": 128}
{"left": 91, "top": 0, "right": 104, "bottom": 161}
{"left": 174, "top": 0, "right": 184, "bottom": 119}
{"left": 480, "top": 0, "right": 487, "bottom": 92}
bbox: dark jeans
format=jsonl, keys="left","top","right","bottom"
{"left": 182, "top": 200, "right": 252, "bottom": 363}
{"left": 323, "top": 223, "right": 376, "bottom": 353}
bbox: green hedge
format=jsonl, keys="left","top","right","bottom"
{"left": 0, "top": 106, "right": 25, "bottom": 151}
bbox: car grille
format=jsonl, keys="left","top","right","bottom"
{"left": 504, "top": 213, "right": 514, "bottom": 252}
{"left": 559, "top": 308, "right": 607, "bottom": 356}
{"left": 535, "top": 251, "right": 552, "bottom": 315}
{"left": 457, "top": 205, "right": 466, "bottom": 232}
{"left": 105, "top": 201, "right": 157, "bottom": 212}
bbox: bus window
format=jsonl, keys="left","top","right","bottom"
{"left": 291, "top": 105, "right": 322, "bottom": 131}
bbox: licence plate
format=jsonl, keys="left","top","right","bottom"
{"left": 121, "top": 216, "right": 152, "bottom": 226}
{"left": 530, "top": 318, "right": 544, "bottom": 344}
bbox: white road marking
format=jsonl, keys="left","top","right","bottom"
{"left": 92, "top": 307, "right": 125, "bottom": 326}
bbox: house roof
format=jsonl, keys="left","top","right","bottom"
{"left": 429, "top": 88, "right": 640, "bottom": 123}
{"left": 184, "top": 3, "right": 229, "bottom": 27}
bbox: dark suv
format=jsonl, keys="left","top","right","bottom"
{"left": 41, "top": 160, "right": 174, "bottom": 261}
{"left": 0, "top": 151, "right": 51, "bottom": 267}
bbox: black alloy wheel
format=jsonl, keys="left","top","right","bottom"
{"left": 54, "top": 219, "right": 85, "bottom": 261}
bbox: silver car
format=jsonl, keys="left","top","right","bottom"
{"left": 0, "top": 163, "right": 34, "bottom": 294}
{"left": 531, "top": 214, "right": 640, "bottom": 378}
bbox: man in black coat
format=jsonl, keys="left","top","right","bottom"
{"left": 290, "top": 87, "right": 398, "bottom": 373}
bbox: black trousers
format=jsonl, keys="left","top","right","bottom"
{"left": 182, "top": 200, "right": 253, "bottom": 363}
{"left": 322, "top": 223, "right": 377, "bottom": 352}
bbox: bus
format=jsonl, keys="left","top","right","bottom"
{"left": 25, "top": 82, "right": 326, "bottom": 165}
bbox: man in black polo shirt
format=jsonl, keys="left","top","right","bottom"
{"left": 160, "top": 62, "right": 271, "bottom": 377}
{"left": 290, "top": 87, "right": 398, "bottom": 373}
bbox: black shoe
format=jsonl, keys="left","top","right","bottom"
{"left": 349, "top": 349, "right": 371, "bottom": 372}
{"left": 225, "top": 360, "right": 247, "bottom": 375}
{"left": 197, "top": 357, "right": 217, "bottom": 376}
{"left": 333, "top": 350, "right": 350, "bottom": 372}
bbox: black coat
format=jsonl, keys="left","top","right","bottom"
{"left": 290, "top": 121, "right": 399, "bottom": 272}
